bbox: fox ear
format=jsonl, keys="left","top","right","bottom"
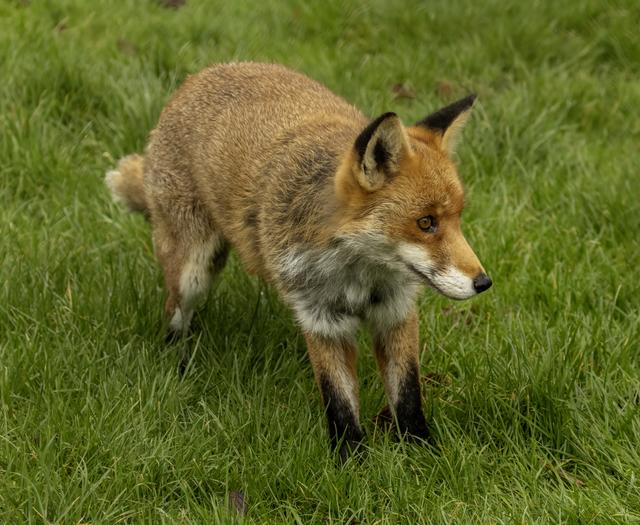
{"left": 353, "top": 112, "right": 410, "bottom": 191}
{"left": 416, "top": 94, "right": 476, "bottom": 154}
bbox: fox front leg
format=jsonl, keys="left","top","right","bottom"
{"left": 374, "top": 309, "right": 429, "bottom": 441}
{"left": 304, "top": 333, "right": 364, "bottom": 462}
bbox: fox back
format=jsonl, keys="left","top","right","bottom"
{"left": 144, "top": 63, "right": 365, "bottom": 274}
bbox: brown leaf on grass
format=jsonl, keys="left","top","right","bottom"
{"left": 391, "top": 83, "right": 416, "bottom": 100}
{"left": 117, "top": 38, "right": 138, "bottom": 56}
{"left": 436, "top": 81, "right": 455, "bottom": 99}
{"left": 229, "top": 491, "right": 248, "bottom": 515}
{"left": 440, "top": 305, "right": 477, "bottom": 326}
{"left": 158, "top": 0, "right": 186, "bottom": 9}
{"left": 422, "top": 372, "right": 452, "bottom": 387}
{"left": 441, "top": 305, "right": 456, "bottom": 317}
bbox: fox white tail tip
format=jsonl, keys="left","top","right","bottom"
{"left": 105, "top": 169, "right": 124, "bottom": 203}
{"left": 104, "top": 154, "right": 148, "bottom": 214}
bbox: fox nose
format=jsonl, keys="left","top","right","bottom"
{"left": 473, "top": 273, "right": 492, "bottom": 294}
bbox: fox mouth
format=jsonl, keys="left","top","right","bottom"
{"left": 405, "top": 263, "right": 459, "bottom": 297}
{"left": 406, "top": 263, "right": 436, "bottom": 287}
{"left": 397, "top": 243, "right": 479, "bottom": 301}
{"left": 405, "top": 262, "right": 479, "bottom": 300}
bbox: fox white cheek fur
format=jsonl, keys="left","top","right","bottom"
{"left": 397, "top": 242, "right": 438, "bottom": 277}
{"left": 397, "top": 242, "right": 476, "bottom": 300}
{"left": 428, "top": 267, "right": 476, "bottom": 300}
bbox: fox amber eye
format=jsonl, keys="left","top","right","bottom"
{"left": 417, "top": 215, "right": 437, "bottom": 233}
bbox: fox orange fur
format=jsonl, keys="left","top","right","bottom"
{"left": 106, "top": 62, "right": 492, "bottom": 460}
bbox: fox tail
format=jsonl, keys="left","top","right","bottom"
{"left": 105, "top": 154, "right": 148, "bottom": 215}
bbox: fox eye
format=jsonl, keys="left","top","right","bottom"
{"left": 417, "top": 215, "right": 437, "bottom": 233}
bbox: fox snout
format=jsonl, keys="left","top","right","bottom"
{"left": 398, "top": 238, "right": 492, "bottom": 301}
{"left": 473, "top": 272, "right": 492, "bottom": 293}
{"left": 425, "top": 265, "right": 491, "bottom": 301}
{"left": 441, "top": 230, "right": 492, "bottom": 300}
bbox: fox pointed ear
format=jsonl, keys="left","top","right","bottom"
{"left": 353, "top": 112, "right": 410, "bottom": 191}
{"left": 416, "top": 94, "right": 477, "bottom": 154}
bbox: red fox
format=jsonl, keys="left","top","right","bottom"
{"left": 106, "top": 62, "right": 492, "bottom": 461}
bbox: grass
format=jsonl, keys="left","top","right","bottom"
{"left": 1, "top": 0, "right": 639, "bottom": 522}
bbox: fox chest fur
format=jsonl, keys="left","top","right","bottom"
{"left": 274, "top": 235, "right": 423, "bottom": 339}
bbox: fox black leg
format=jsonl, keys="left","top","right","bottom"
{"left": 374, "top": 309, "right": 429, "bottom": 442}
{"left": 305, "top": 333, "right": 364, "bottom": 462}
{"left": 393, "top": 360, "right": 429, "bottom": 440}
{"left": 319, "top": 373, "right": 364, "bottom": 462}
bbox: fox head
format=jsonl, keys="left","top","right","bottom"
{"left": 335, "top": 95, "right": 491, "bottom": 300}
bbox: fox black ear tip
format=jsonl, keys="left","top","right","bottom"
{"left": 467, "top": 93, "right": 478, "bottom": 105}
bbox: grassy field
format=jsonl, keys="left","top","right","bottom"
{"left": 1, "top": 0, "right": 639, "bottom": 523}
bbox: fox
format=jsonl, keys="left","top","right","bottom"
{"left": 106, "top": 62, "right": 492, "bottom": 461}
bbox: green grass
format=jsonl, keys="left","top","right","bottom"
{"left": 1, "top": 0, "right": 639, "bottom": 522}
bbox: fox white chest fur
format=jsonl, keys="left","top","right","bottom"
{"left": 278, "top": 233, "right": 422, "bottom": 339}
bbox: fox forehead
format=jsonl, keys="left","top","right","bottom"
{"left": 371, "top": 138, "right": 465, "bottom": 216}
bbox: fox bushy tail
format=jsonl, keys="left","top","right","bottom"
{"left": 105, "top": 154, "right": 148, "bottom": 215}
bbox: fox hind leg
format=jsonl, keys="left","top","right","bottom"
{"left": 153, "top": 217, "right": 228, "bottom": 341}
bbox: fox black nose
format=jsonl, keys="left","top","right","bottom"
{"left": 473, "top": 273, "right": 492, "bottom": 293}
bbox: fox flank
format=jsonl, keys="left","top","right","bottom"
{"left": 106, "top": 62, "right": 492, "bottom": 461}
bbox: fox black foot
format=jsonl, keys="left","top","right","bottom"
{"left": 395, "top": 363, "right": 430, "bottom": 443}
{"left": 164, "top": 328, "right": 183, "bottom": 345}
{"left": 336, "top": 431, "right": 365, "bottom": 464}
{"left": 320, "top": 373, "right": 364, "bottom": 463}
